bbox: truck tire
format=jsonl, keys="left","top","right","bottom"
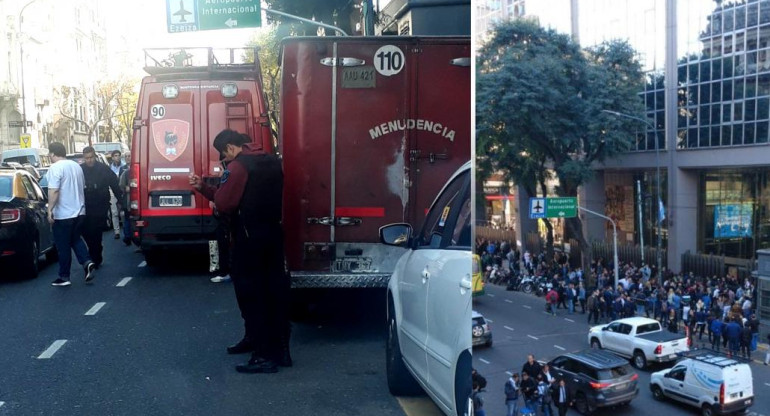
{"left": 386, "top": 301, "right": 423, "bottom": 396}
{"left": 651, "top": 385, "right": 664, "bottom": 401}
{"left": 590, "top": 338, "right": 602, "bottom": 349}
{"left": 632, "top": 350, "right": 647, "bottom": 369}
{"left": 701, "top": 404, "right": 714, "bottom": 416}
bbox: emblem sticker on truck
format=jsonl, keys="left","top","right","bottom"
{"left": 151, "top": 119, "right": 190, "bottom": 162}
{"left": 374, "top": 45, "right": 405, "bottom": 76}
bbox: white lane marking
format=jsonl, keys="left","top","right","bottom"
{"left": 554, "top": 345, "right": 566, "bottom": 351}
{"left": 527, "top": 335, "right": 539, "bottom": 340}
{"left": 0, "top": 402, "right": 4, "bottom": 408}
{"left": 138, "top": 261, "right": 147, "bottom": 268}
{"left": 765, "top": 383, "right": 770, "bottom": 388}
{"left": 487, "top": 294, "right": 495, "bottom": 297}
{"left": 84, "top": 302, "right": 106, "bottom": 316}
{"left": 117, "top": 277, "right": 132, "bottom": 287}
{"left": 565, "top": 318, "right": 575, "bottom": 323}
{"left": 523, "top": 305, "right": 532, "bottom": 309}
{"left": 506, "top": 371, "right": 513, "bottom": 376}
{"left": 505, "top": 299, "right": 513, "bottom": 304}
{"left": 38, "top": 340, "right": 67, "bottom": 359}
{"left": 479, "top": 358, "right": 491, "bottom": 364}
{"left": 504, "top": 326, "right": 514, "bottom": 331}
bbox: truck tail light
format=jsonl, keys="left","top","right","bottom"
{"left": 630, "top": 373, "right": 639, "bottom": 381}
{"left": 589, "top": 381, "right": 611, "bottom": 390}
{"left": 654, "top": 344, "right": 662, "bottom": 355}
{"left": 720, "top": 383, "right": 725, "bottom": 404}
{"left": 1, "top": 208, "right": 21, "bottom": 223}
{"left": 129, "top": 163, "right": 140, "bottom": 216}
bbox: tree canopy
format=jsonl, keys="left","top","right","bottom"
{"left": 476, "top": 19, "right": 647, "bottom": 268}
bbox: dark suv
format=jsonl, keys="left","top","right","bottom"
{"left": 547, "top": 349, "right": 639, "bottom": 415}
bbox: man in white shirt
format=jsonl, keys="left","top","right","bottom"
{"left": 47, "top": 142, "right": 96, "bottom": 286}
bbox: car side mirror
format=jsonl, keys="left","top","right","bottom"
{"left": 602, "top": 326, "right": 608, "bottom": 331}
{"left": 379, "top": 223, "right": 412, "bottom": 247}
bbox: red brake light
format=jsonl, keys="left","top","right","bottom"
{"left": 654, "top": 344, "right": 662, "bottom": 355}
{"left": 1, "top": 208, "right": 21, "bottom": 223}
{"left": 719, "top": 383, "right": 725, "bottom": 404}
{"left": 630, "top": 373, "right": 639, "bottom": 381}
{"left": 590, "top": 381, "right": 611, "bottom": 389}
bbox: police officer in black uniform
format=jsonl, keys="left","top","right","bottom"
{"left": 190, "top": 130, "right": 290, "bottom": 373}
{"left": 81, "top": 146, "right": 122, "bottom": 267}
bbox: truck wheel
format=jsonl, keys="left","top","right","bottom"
{"left": 386, "top": 303, "right": 423, "bottom": 396}
{"left": 454, "top": 350, "right": 472, "bottom": 416}
{"left": 701, "top": 404, "right": 714, "bottom": 416}
{"left": 651, "top": 385, "right": 664, "bottom": 401}
{"left": 574, "top": 392, "right": 593, "bottom": 415}
{"left": 632, "top": 350, "right": 647, "bottom": 369}
{"left": 590, "top": 338, "right": 601, "bottom": 349}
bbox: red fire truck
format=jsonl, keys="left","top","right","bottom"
{"left": 128, "top": 48, "right": 272, "bottom": 264}
{"left": 280, "top": 36, "right": 471, "bottom": 289}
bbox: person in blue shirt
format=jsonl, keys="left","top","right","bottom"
{"left": 725, "top": 317, "right": 742, "bottom": 357}
{"left": 710, "top": 315, "right": 723, "bottom": 351}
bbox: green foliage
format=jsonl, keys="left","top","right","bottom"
{"left": 477, "top": 19, "right": 646, "bottom": 196}
{"left": 264, "top": 0, "right": 359, "bottom": 36}
{"left": 247, "top": 26, "right": 282, "bottom": 146}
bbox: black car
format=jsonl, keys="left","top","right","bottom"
{"left": 0, "top": 167, "right": 55, "bottom": 277}
{"left": 547, "top": 349, "right": 639, "bottom": 415}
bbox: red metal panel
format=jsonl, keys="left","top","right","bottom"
{"left": 335, "top": 207, "right": 386, "bottom": 217}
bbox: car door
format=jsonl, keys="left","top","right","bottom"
{"left": 26, "top": 176, "right": 52, "bottom": 251}
{"left": 18, "top": 175, "right": 50, "bottom": 251}
{"left": 603, "top": 322, "right": 622, "bottom": 351}
{"left": 614, "top": 323, "right": 634, "bottom": 353}
{"left": 395, "top": 167, "right": 469, "bottom": 388}
{"left": 662, "top": 365, "right": 688, "bottom": 404}
{"left": 425, "top": 170, "right": 471, "bottom": 410}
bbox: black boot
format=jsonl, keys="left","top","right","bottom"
{"left": 236, "top": 355, "right": 278, "bottom": 374}
{"left": 227, "top": 337, "right": 254, "bottom": 355}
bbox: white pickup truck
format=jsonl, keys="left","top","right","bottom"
{"left": 588, "top": 317, "right": 690, "bottom": 369}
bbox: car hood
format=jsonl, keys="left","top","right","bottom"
{"left": 588, "top": 324, "right": 605, "bottom": 333}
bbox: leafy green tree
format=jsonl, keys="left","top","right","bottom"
{"left": 477, "top": 19, "right": 646, "bottom": 275}
{"left": 265, "top": 0, "right": 360, "bottom": 36}
{"left": 246, "top": 26, "right": 282, "bottom": 147}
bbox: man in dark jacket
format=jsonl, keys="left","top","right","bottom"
{"left": 551, "top": 378, "right": 572, "bottom": 416}
{"left": 725, "top": 317, "right": 742, "bottom": 356}
{"left": 190, "top": 129, "right": 290, "bottom": 373}
{"left": 519, "top": 372, "right": 537, "bottom": 413}
{"left": 522, "top": 354, "right": 543, "bottom": 379}
{"left": 80, "top": 146, "right": 122, "bottom": 267}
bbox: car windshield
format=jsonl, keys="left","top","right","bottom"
{"left": 636, "top": 323, "right": 661, "bottom": 335}
{"left": 472, "top": 317, "right": 485, "bottom": 326}
{"left": 0, "top": 176, "right": 12, "bottom": 201}
{"left": 597, "top": 364, "right": 632, "bottom": 380}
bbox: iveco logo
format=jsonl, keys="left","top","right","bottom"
{"left": 150, "top": 175, "right": 172, "bottom": 181}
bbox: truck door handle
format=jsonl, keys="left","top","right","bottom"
{"left": 459, "top": 276, "right": 471, "bottom": 290}
{"left": 574, "top": 379, "right": 580, "bottom": 383}
{"left": 450, "top": 57, "right": 471, "bottom": 67}
{"left": 307, "top": 216, "right": 362, "bottom": 226}
{"left": 320, "top": 57, "right": 366, "bottom": 67}
{"left": 422, "top": 267, "right": 430, "bottom": 279}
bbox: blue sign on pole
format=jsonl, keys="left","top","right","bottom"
{"left": 529, "top": 198, "right": 546, "bottom": 219}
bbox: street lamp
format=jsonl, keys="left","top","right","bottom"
{"left": 18, "top": 0, "right": 42, "bottom": 135}
{"left": 602, "top": 109, "right": 663, "bottom": 280}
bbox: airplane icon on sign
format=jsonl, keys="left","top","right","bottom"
{"left": 533, "top": 200, "right": 543, "bottom": 213}
{"left": 173, "top": 0, "right": 192, "bottom": 22}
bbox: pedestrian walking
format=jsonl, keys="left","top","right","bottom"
{"left": 740, "top": 323, "right": 752, "bottom": 360}
{"left": 546, "top": 287, "right": 558, "bottom": 316}
{"left": 118, "top": 166, "right": 132, "bottom": 246}
{"left": 764, "top": 333, "right": 770, "bottom": 365}
{"left": 520, "top": 372, "right": 537, "bottom": 414}
{"left": 587, "top": 290, "right": 600, "bottom": 325}
{"left": 504, "top": 373, "right": 520, "bottom": 416}
{"left": 80, "top": 146, "right": 122, "bottom": 268}
{"left": 536, "top": 374, "right": 553, "bottom": 416}
{"left": 726, "top": 317, "right": 742, "bottom": 357}
{"left": 472, "top": 381, "right": 486, "bottom": 416}
{"left": 190, "top": 129, "right": 290, "bottom": 373}
{"left": 552, "top": 379, "right": 572, "bottom": 416}
{"left": 522, "top": 354, "right": 543, "bottom": 379}
{"left": 577, "top": 282, "right": 586, "bottom": 314}
{"left": 46, "top": 142, "right": 96, "bottom": 286}
{"left": 108, "top": 150, "right": 126, "bottom": 239}
{"left": 710, "top": 315, "right": 723, "bottom": 351}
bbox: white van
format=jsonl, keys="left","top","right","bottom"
{"left": 0, "top": 147, "right": 50, "bottom": 168}
{"left": 650, "top": 350, "right": 753, "bottom": 416}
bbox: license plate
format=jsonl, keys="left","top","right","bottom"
{"left": 615, "top": 382, "right": 627, "bottom": 391}
{"left": 159, "top": 196, "right": 183, "bottom": 207}
{"left": 668, "top": 354, "right": 677, "bottom": 359}
{"left": 341, "top": 67, "right": 376, "bottom": 88}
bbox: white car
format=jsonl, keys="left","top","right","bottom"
{"left": 381, "top": 161, "right": 472, "bottom": 416}
{"left": 650, "top": 350, "right": 753, "bottom": 416}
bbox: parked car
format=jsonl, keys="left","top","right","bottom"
{"left": 472, "top": 310, "right": 492, "bottom": 348}
{"left": 548, "top": 349, "right": 640, "bottom": 415}
{"left": 0, "top": 167, "right": 55, "bottom": 277}
{"left": 650, "top": 350, "right": 753, "bottom": 416}
{"left": 381, "top": 161, "right": 472, "bottom": 416}
{"left": 0, "top": 147, "right": 50, "bottom": 168}
{"left": 588, "top": 317, "right": 690, "bottom": 369}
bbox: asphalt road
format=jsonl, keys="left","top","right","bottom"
{"left": 473, "top": 283, "right": 770, "bottom": 416}
{"left": 0, "top": 232, "right": 441, "bottom": 416}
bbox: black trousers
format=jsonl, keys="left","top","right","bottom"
{"left": 230, "top": 223, "right": 290, "bottom": 361}
{"left": 81, "top": 213, "right": 106, "bottom": 266}
{"left": 557, "top": 402, "right": 569, "bottom": 416}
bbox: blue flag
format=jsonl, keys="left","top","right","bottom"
{"left": 658, "top": 197, "right": 666, "bottom": 223}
